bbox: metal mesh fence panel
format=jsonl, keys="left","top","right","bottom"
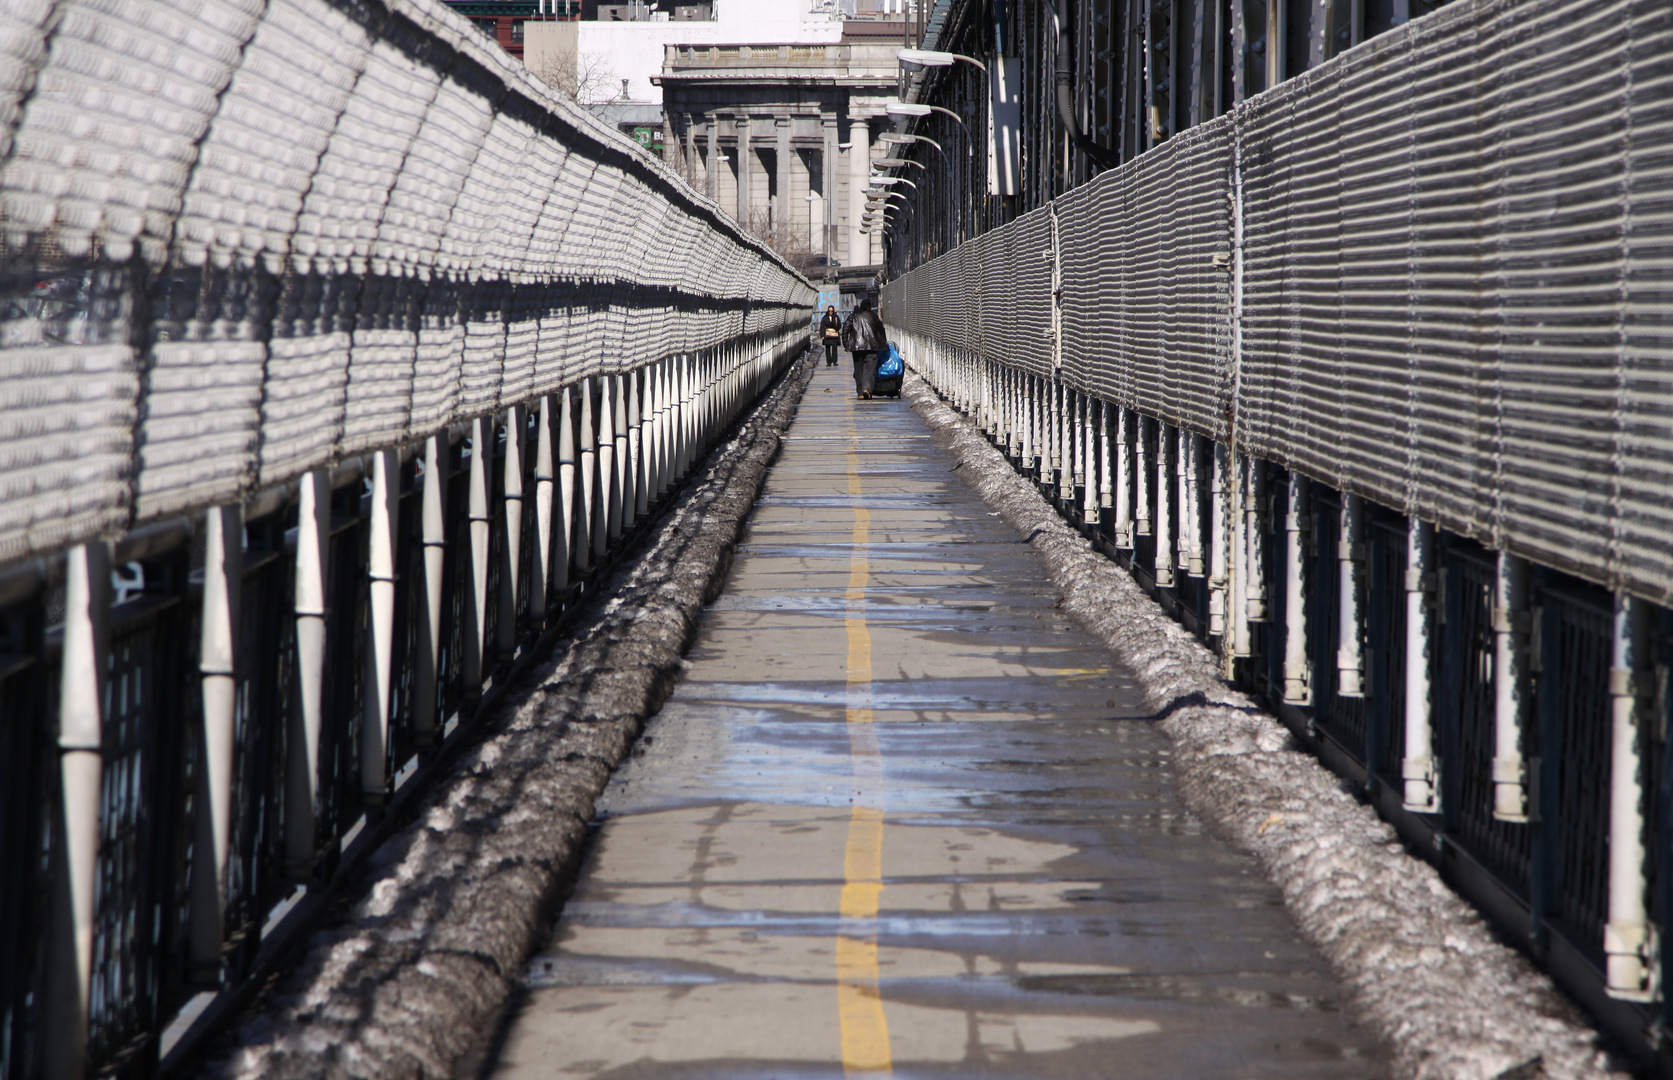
{"left": 0, "top": 0, "right": 812, "bottom": 569}
{"left": 881, "top": 0, "right": 1673, "bottom": 610}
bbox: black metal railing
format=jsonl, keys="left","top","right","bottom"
{"left": 0, "top": 331, "right": 804, "bottom": 1080}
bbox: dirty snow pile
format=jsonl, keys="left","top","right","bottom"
{"left": 203, "top": 352, "right": 817, "bottom": 1080}
{"left": 905, "top": 373, "right": 1628, "bottom": 1080}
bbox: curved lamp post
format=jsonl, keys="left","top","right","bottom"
{"left": 875, "top": 156, "right": 925, "bottom": 171}
{"left": 880, "top": 131, "right": 945, "bottom": 158}
{"left": 898, "top": 47, "right": 987, "bottom": 72}
{"left": 885, "top": 100, "right": 968, "bottom": 132}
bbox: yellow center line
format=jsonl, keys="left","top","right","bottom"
{"left": 837, "top": 425, "right": 891, "bottom": 1078}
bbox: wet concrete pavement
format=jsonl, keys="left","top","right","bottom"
{"left": 479, "top": 367, "right": 1384, "bottom": 1079}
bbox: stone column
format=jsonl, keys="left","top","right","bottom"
{"left": 705, "top": 114, "right": 718, "bottom": 200}
{"left": 662, "top": 114, "right": 677, "bottom": 167}
{"left": 775, "top": 116, "right": 791, "bottom": 242}
{"left": 736, "top": 114, "right": 752, "bottom": 226}
{"left": 822, "top": 113, "right": 838, "bottom": 260}
{"left": 685, "top": 113, "right": 698, "bottom": 188}
{"left": 847, "top": 113, "right": 871, "bottom": 266}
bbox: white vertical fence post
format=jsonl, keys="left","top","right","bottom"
{"left": 1178, "top": 428, "right": 1197, "bottom": 576}
{"left": 597, "top": 376, "right": 618, "bottom": 550}
{"left": 1338, "top": 493, "right": 1365, "bottom": 697}
{"left": 1402, "top": 517, "right": 1438, "bottom": 813}
{"left": 1135, "top": 415, "right": 1152, "bottom": 539}
{"left": 46, "top": 540, "right": 111, "bottom": 1080}
{"left": 285, "top": 469, "right": 331, "bottom": 875}
{"left": 465, "top": 417, "right": 493, "bottom": 691}
{"left": 1114, "top": 408, "right": 1133, "bottom": 549}
{"left": 413, "top": 436, "right": 447, "bottom": 745}
{"left": 1231, "top": 452, "right": 1251, "bottom": 657}
{"left": 1096, "top": 400, "right": 1113, "bottom": 530}
{"left": 1208, "top": 443, "right": 1229, "bottom": 637}
{"left": 498, "top": 406, "right": 525, "bottom": 661}
{"left": 560, "top": 385, "right": 583, "bottom": 578}
{"left": 1605, "top": 594, "right": 1657, "bottom": 1001}
{"left": 363, "top": 448, "right": 401, "bottom": 801}
{"left": 1282, "top": 472, "right": 1311, "bottom": 704}
{"left": 577, "top": 380, "right": 597, "bottom": 573}
{"left": 1244, "top": 457, "right": 1267, "bottom": 623}
{"left": 1154, "top": 424, "right": 1174, "bottom": 588}
{"left": 1491, "top": 552, "right": 1530, "bottom": 822}
{"left": 532, "top": 399, "right": 556, "bottom": 621}
{"left": 629, "top": 369, "right": 647, "bottom": 520}
{"left": 190, "top": 504, "right": 242, "bottom": 980}
{"left": 611, "top": 374, "right": 630, "bottom": 535}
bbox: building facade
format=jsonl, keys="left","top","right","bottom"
{"left": 443, "top": 0, "right": 580, "bottom": 60}
{"left": 654, "top": 42, "right": 899, "bottom": 272}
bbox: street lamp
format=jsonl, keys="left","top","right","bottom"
{"left": 874, "top": 156, "right": 924, "bottom": 171}
{"left": 897, "top": 47, "right": 986, "bottom": 72}
{"left": 869, "top": 173, "right": 917, "bottom": 189}
{"left": 885, "top": 100, "right": 967, "bottom": 131}
{"left": 880, "top": 132, "right": 945, "bottom": 161}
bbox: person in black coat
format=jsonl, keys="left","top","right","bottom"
{"left": 818, "top": 305, "right": 842, "bottom": 367}
{"left": 840, "top": 298, "right": 887, "bottom": 399}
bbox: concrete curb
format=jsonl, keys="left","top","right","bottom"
{"left": 903, "top": 372, "right": 1625, "bottom": 1080}
{"left": 203, "top": 351, "right": 819, "bottom": 1080}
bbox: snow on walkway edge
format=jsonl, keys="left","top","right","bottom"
{"left": 202, "top": 352, "right": 819, "bottom": 1080}
{"left": 904, "top": 372, "right": 1626, "bottom": 1080}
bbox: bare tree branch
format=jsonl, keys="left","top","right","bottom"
{"left": 529, "top": 48, "right": 619, "bottom": 103}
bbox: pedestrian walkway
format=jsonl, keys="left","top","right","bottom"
{"left": 478, "top": 368, "right": 1383, "bottom": 1078}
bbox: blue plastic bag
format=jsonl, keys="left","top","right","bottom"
{"left": 877, "top": 342, "right": 903, "bottom": 378}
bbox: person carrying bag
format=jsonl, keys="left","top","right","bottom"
{"left": 819, "top": 305, "right": 842, "bottom": 367}
{"left": 840, "top": 299, "right": 887, "bottom": 400}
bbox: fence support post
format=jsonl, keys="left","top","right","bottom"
{"left": 498, "top": 407, "right": 525, "bottom": 662}
{"left": 1180, "top": 429, "right": 1201, "bottom": 576}
{"left": 598, "top": 377, "right": 618, "bottom": 551}
{"left": 1151, "top": 427, "right": 1177, "bottom": 588}
{"left": 45, "top": 540, "right": 110, "bottom": 1080}
{"left": 413, "top": 436, "right": 446, "bottom": 746}
{"left": 1081, "top": 396, "right": 1097, "bottom": 524}
{"left": 285, "top": 470, "right": 330, "bottom": 875}
{"left": 1491, "top": 551, "right": 1530, "bottom": 821}
{"left": 1606, "top": 594, "right": 1658, "bottom": 1001}
{"left": 1209, "top": 442, "right": 1229, "bottom": 637}
{"left": 629, "top": 369, "right": 647, "bottom": 520}
{"left": 1114, "top": 409, "right": 1133, "bottom": 548}
{"left": 612, "top": 373, "right": 631, "bottom": 534}
{"left": 576, "top": 381, "right": 597, "bottom": 574}
{"left": 1135, "top": 416, "right": 1152, "bottom": 539}
{"left": 560, "top": 385, "right": 583, "bottom": 579}
{"left": 190, "top": 504, "right": 242, "bottom": 980}
{"left": 1282, "top": 472, "right": 1311, "bottom": 704}
{"left": 1402, "top": 517, "right": 1438, "bottom": 813}
{"left": 1096, "top": 400, "right": 1114, "bottom": 535}
{"left": 465, "top": 417, "right": 493, "bottom": 692}
{"left": 531, "top": 400, "right": 555, "bottom": 623}
{"left": 363, "top": 448, "right": 401, "bottom": 802}
{"left": 1019, "top": 376, "right": 1035, "bottom": 475}
{"left": 1338, "top": 493, "right": 1365, "bottom": 697}
{"left": 1244, "top": 458, "right": 1267, "bottom": 622}
{"left": 1231, "top": 452, "right": 1251, "bottom": 657}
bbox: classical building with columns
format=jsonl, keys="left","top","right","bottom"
{"left": 653, "top": 43, "right": 901, "bottom": 272}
